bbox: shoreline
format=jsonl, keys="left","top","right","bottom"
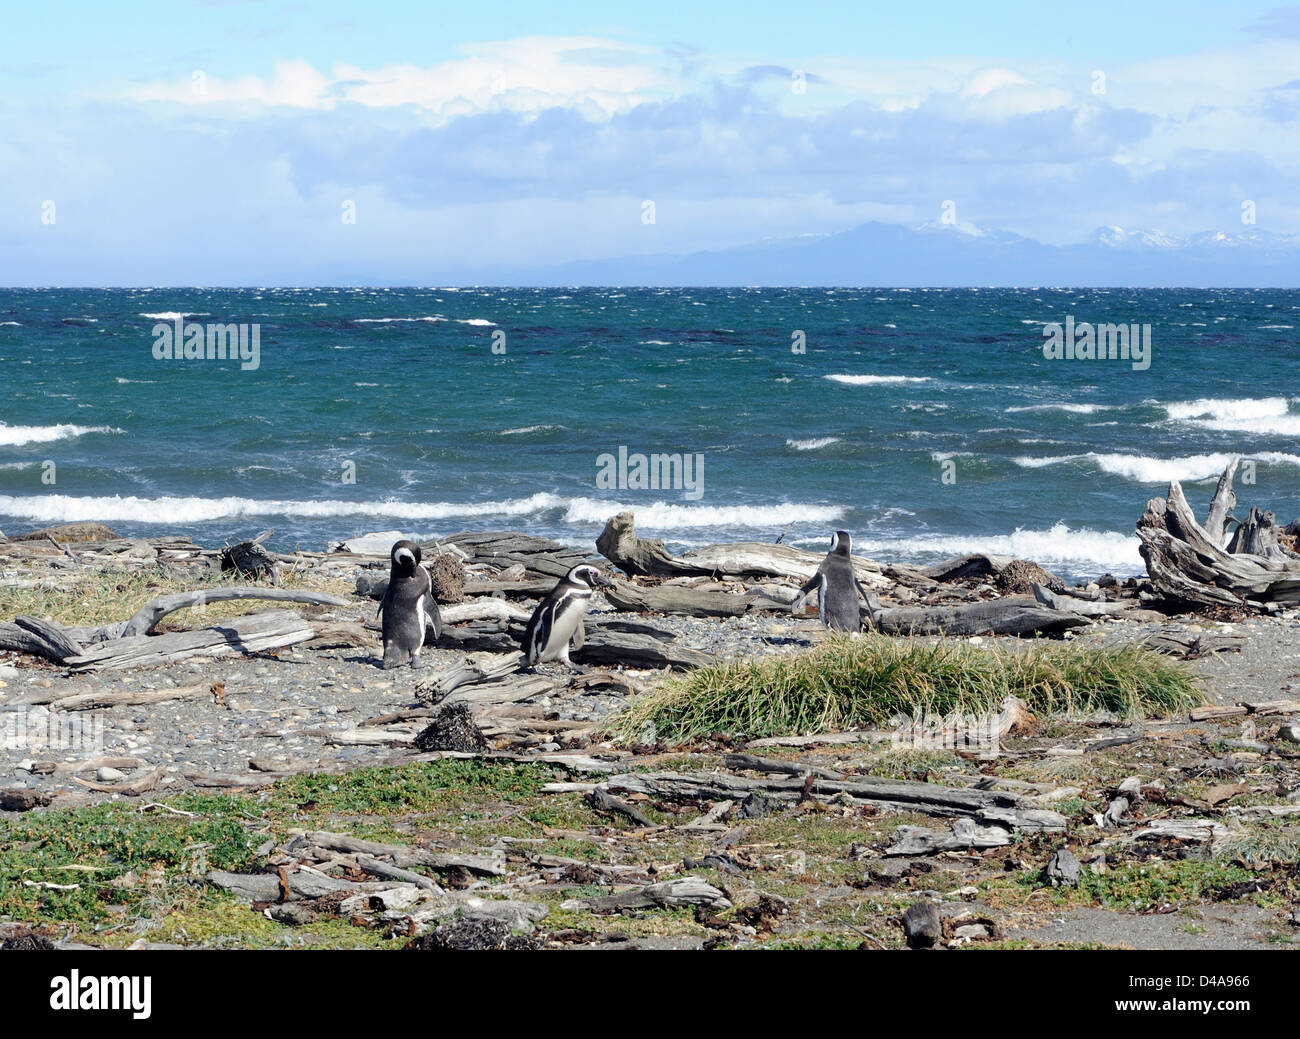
{"left": 2, "top": 521, "right": 1299, "bottom": 950}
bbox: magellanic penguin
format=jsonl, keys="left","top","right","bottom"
{"left": 521, "top": 564, "right": 614, "bottom": 669}
{"left": 378, "top": 539, "right": 440, "bottom": 669}
{"left": 793, "top": 530, "right": 871, "bottom": 633}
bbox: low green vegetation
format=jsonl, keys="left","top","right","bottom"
{"left": 0, "top": 564, "right": 351, "bottom": 629}
{"left": 608, "top": 635, "right": 1206, "bottom": 744}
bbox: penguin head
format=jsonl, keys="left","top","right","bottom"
{"left": 390, "top": 539, "right": 422, "bottom": 574}
{"left": 566, "top": 564, "right": 615, "bottom": 590}
{"left": 830, "top": 530, "right": 852, "bottom": 556}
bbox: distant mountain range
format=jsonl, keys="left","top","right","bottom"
{"left": 505, "top": 221, "right": 1300, "bottom": 287}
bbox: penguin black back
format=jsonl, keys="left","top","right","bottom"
{"left": 379, "top": 539, "right": 439, "bottom": 669}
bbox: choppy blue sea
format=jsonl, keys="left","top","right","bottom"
{"left": 2, "top": 286, "right": 1298, "bottom": 581}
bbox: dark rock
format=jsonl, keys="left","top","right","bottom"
{"left": 736, "top": 893, "right": 789, "bottom": 932}
{"left": 902, "top": 900, "right": 942, "bottom": 949}
{"left": 1042, "top": 848, "right": 1082, "bottom": 888}
{"left": 414, "top": 702, "right": 488, "bottom": 753}
{"left": 406, "top": 916, "right": 540, "bottom": 951}
{"left": 269, "top": 904, "right": 314, "bottom": 926}
{"left": 737, "top": 792, "right": 779, "bottom": 819}
{"left": 0, "top": 789, "right": 51, "bottom": 812}
{"left": 0, "top": 927, "right": 55, "bottom": 950}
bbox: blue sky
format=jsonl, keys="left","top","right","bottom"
{"left": 5, "top": 1, "right": 1300, "bottom": 283}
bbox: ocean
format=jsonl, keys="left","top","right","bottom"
{"left": 2, "top": 286, "right": 1297, "bottom": 582}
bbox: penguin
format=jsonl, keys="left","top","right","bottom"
{"left": 792, "top": 530, "right": 870, "bottom": 633}
{"left": 521, "top": 564, "right": 614, "bottom": 669}
{"left": 378, "top": 539, "right": 440, "bottom": 669}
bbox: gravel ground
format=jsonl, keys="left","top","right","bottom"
{"left": 3, "top": 599, "right": 1299, "bottom": 802}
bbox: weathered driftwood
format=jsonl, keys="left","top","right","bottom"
{"left": 13, "top": 615, "right": 84, "bottom": 662}
{"left": 207, "top": 868, "right": 360, "bottom": 902}
{"left": 0, "top": 621, "right": 75, "bottom": 664}
{"left": 1140, "top": 627, "right": 1247, "bottom": 658}
{"left": 119, "top": 586, "right": 350, "bottom": 638}
{"left": 1226, "top": 506, "right": 1295, "bottom": 559}
{"left": 863, "top": 596, "right": 1088, "bottom": 637}
{"left": 72, "top": 765, "right": 166, "bottom": 795}
{"left": 921, "top": 553, "right": 1018, "bottom": 583}
{"left": 299, "top": 831, "right": 506, "bottom": 876}
{"left": 62, "top": 610, "right": 317, "bottom": 672}
{"left": 603, "top": 580, "right": 792, "bottom": 618}
{"left": 885, "top": 818, "right": 1014, "bottom": 856}
{"left": 1203, "top": 458, "right": 1240, "bottom": 545}
{"left": 353, "top": 854, "right": 444, "bottom": 892}
{"left": 1031, "top": 583, "right": 1130, "bottom": 617}
{"left": 601, "top": 769, "right": 1057, "bottom": 821}
{"left": 42, "top": 682, "right": 214, "bottom": 712}
{"left": 415, "top": 654, "right": 521, "bottom": 703}
{"left": 560, "top": 877, "right": 731, "bottom": 912}
{"left": 586, "top": 788, "right": 656, "bottom": 827}
{"left": 722, "top": 752, "right": 845, "bottom": 781}
{"left": 436, "top": 619, "right": 709, "bottom": 670}
{"left": 1137, "top": 461, "right": 1300, "bottom": 607}
{"left": 440, "top": 530, "right": 596, "bottom": 579}
{"left": 596, "top": 511, "right": 889, "bottom": 587}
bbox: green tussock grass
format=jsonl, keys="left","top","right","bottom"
{"left": 606, "top": 634, "right": 1206, "bottom": 744}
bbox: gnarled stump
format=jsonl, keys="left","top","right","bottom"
{"left": 1137, "top": 459, "right": 1300, "bottom": 608}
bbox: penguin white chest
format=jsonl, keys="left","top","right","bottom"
{"left": 541, "top": 595, "right": 587, "bottom": 658}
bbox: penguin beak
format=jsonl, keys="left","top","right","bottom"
{"left": 593, "top": 573, "right": 616, "bottom": 589}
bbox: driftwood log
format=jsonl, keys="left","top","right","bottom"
{"left": 1137, "top": 460, "right": 1300, "bottom": 607}
{"left": 862, "top": 596, "right": 1089, "bottom": 637}
{"left": 435, "top": 619, "right": 709, "bottom": 670}
{"left": 596, "top": 511, "right": 890, "bottom": 588}
{"left": 439, "top": 531, "right": 597, "bottom": 579}
{"left": 603, "top": 580, "right": 794, "bottom": 618}
{"left": 62, "top": 610, "right": 317, "bottom": 672}
{"left": 119, "top": 586, "right": 350, "bottom": 638}
{"left": 1031, "top": 583, "right": 1130, "bottom": 618}
{"left": 590, "top": 770, "right": 1067, "bottom": 830}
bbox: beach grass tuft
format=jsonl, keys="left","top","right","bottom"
{"left": 606, "top": 634, "right": 1206, "bottom": 744}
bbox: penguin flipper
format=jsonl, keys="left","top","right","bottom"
{"left": 571, "top": 618, "right": 585, "bottom": 651}
{"left": 522, "top": 599, "right": 551, "bottom": 663}
{"left": 420, "top": 569, "right": 441, "bottom": 642}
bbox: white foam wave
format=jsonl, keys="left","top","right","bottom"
{"left": 456, "top": 318, "right": 496, "bottom": 326}
{"left": 560, "top": 498, "right": 845, "bottom": 529}
{"left": 824, "top": 374, "right": 931, "bottom": 386}
{"left": 852, "top": 523, "right": 1142, "bottom": 571}
{"left": 0, "top": 492, "right": 845, "bottom": 531}
{"left": 786, "top": 437, "right": 841, "bottom": 450}
{"left": 499, "top": 425, "right": 563, "bottom": 435}
{"left": 1165, "top": 396, "right": 1300, "bottom": 435}
{"left": 1005, "top": 403, "right": 1110, "bottom": 415}
{"left": 0, "top": 424, "right": 121, "bottom": 447}
{"left": 352, "top": 316, "right": 445, "bottom": 323}
{"left": 138, "top": 312, "right": 207, "bottom": 321}
{"left": 1012, "top": 451, "right": 1300, "bottom": 482}
{"left": 0, "top": 492, "right": 568, "bottom": 524}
